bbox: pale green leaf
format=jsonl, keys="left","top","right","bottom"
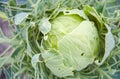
{"left": 14, "top": 12, "right": 30, "bottom": 25}
{"left": 59, "top": 21, "right": 99, "bottom": 71}
{"left": 84, "top": 5, "right": 115, "bottom": 65}
{"left": 95, "top": 24, "right": 115, "bottom": 65}
{"left": 50, "top": 13, "right": 83, "bottom": 40}
{"left": 39, "top": 18, "right": 51, "bottom": 35}
{"left": 63, "top": 9, "right": 88, "bottom": 20}
{"left": 0, "top": 56, "right": 13, "bottom": 68}
{"left": 31, "top": 54, "right": 40, "bottom": 69}
{"left": 42, "top": 49, "right": 73, "bottom": 77}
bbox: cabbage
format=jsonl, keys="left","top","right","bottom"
{"left": 40, "top": 5, "right": 115, "bottom": 77}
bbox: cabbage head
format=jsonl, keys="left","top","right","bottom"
{"left": 39, "top": 5, "right": 115, "bottom": 77}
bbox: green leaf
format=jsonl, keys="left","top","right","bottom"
{"left": 0, "top": 11, "right": 8, "bottom": 20}
{"left": 95, "top": 24, "right": 115, "bottom": 65}
{"left": 63, "top": 9, "right": 88, "bottom": 20}
{"left": 31, "top": 54, "right": 40, "bottom": 69}
{"left": 39, "top": 18, "right": 51, "bottom": 35}
{"left": 0, "top": 56, "right": 13, "bottom": 68}
{"left": 50, "top": 12, "right": 83, "bottom": 40}
{"left": 83, "top": 5, "right": 115, "bottom": 65}
{"left": 14, "top": 12, "right": 30, "bottom": 25}
{"left": 58, "top": 21, "right": 99, "bottom": 71}
{"left": 41, "top": 49, "right": 73, "bottom": 77}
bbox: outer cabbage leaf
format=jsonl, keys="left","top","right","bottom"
{"left": 42, "top": 49, "right": 74, "bottom": 77}
{"left": 62, "top": 9, "right": 88, "bottom": 20}
{"left": 84, "top": 5, "right": 115, "bottom": 65}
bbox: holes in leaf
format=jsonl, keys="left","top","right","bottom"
{"left": 98, "top": 60, "right": 101, "bottom": 63}
{"left": 81, "top": 53, "right": 84, "bottom": 56}
{"left": 65, "top": 11, "right": 70, "bottom": 13}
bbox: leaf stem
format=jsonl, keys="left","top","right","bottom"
{"left": 32, "top": 0, "right": 41, "bottom": 19}
{"left": 97, "top": 67, "right": 113, "bottom": 79}
{"left": 27, "top": 0, "right": 34, "bottom": 5}
{"left": 7, "top": 6, "right": 32, "bottom": 11}
{"left": 0, "top": 45, "right": 12, "bottom": 56}
{"left": 112, "top": 28, "right": 120, "bottom": 33}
